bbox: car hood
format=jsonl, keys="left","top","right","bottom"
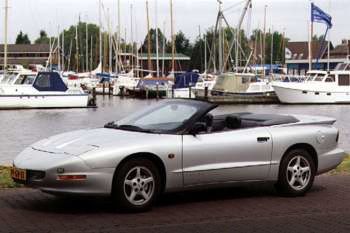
{"left": 31, "top": 128, "right": 153, "bottom": 156}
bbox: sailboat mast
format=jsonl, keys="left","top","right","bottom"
{"left": 204, "top": 34, "right": 207, "bottom": 72}
{"left": 130, "top": 4, "right": 134, "bottom": 71}
{"left": 75, "top": 23, "right": 79, "bottom": 72}
{"left": 99, "top": 0, "right": 103, "bottom": 67}
{"left": 162, "top": 21, "right": 166, "bottom": 76}
{"left": 90, "top": 36, "right": 93, "bottom": 71}
{"left": 155, "top": 0, "right": 160, "bottom": 77}
{"left": 170, "top": 0, "right": 175, "bottom": 72}
{"left": 108, "top": 8, "right": 112, "bottom": 73}
{"left": 270, "top": 27, "right": 273, "bottom": 74}
{"left": 4, "top": 0, "right": 9, "bottom": 75}
{"left": 116, "top": 0, "right": 120, "bottom": 73}
{"left": 218, "top": 1, "right": 223, "bottom": 73}
{"left": 146, "top": 0, "right": 152, "bottom": 72}
{"left": 86, "top": 21, "right": 89, "bottom": 71}
{"left": 57, "top": 25, "right": 61, "bottom": 71}
{"left": 62, "top": 30, "right": 65, "bottom": 71}
{"left": 262, "top": 5, "right": 267, "bottom": 79}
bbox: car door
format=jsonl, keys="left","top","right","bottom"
{"left": 182, "top": 127, "right": 272, "bottom": 186}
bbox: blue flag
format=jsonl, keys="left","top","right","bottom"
{"left": 311, "top": 3, "right": 332, "bottom": 28}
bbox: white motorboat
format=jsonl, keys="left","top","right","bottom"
{"left": 113, "top": 70, "right": 140, "bottom": 96}
{"left": 272, "top": 67, "right": 350, "bottom": 104}
{"left": 0, "top": 72, "right": 89, "bottom": 109}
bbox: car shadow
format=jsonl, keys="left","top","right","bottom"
{"left": 14, "top": 182, "right": 326, "bottom": 214}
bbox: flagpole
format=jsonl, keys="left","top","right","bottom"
{"left": 308, "top": 2, "right": 313, "bottom": 71}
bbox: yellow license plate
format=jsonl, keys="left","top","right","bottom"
{"left": 11, "top": 167, "right": 27, "bottom": 181}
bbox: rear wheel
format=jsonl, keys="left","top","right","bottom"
{"left": 276, "top": 149, "right": 316, "bottom": 196}
{"left": 112, "top": 158, "right": 161, "bottom": 212}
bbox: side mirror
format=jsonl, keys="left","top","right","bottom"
{"left": 189, "top": 122, "right": 207, "bottom": 136}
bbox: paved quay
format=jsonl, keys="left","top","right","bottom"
{"left": 0, "top": 175, "right": 350, "bottom": 233}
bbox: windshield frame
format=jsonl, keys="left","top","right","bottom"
{"left": 105, "top": 100, "right": 217, "bottom": 134}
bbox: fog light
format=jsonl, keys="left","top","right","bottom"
{"left": 57, "top": 175, "right": 87, "bottom": 181}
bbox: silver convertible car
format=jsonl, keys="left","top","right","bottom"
{"left": 12, "top": 100, "right": 345, "bottom": 211}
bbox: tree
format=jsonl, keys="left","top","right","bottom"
{"left": 140, "top": 28, "right": 167, "bottom": 54}
{"left": 15, "top": 31, "right": 31, "bottom": 44}
{"left": 34, "top": 30, "right": 50, "bottom": 44}
{"left": 173, "top": 31, "right": 192, "bottom": 56}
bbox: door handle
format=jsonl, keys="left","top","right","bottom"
{"left": 257, "top": 137, "right": 270, "bottom": 143}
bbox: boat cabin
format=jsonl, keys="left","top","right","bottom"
{"left": 212, "top": 73, "right": 258, "bottom": 93}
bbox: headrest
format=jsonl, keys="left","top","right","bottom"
{"left": 225, "top": 115, "right": 241, "bottom": 129}
{"left": 202, "top": 113, "right": 213, "bottom": 127}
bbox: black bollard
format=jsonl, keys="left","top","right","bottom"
{"left": 102, "top": 83, "right": 105, "bottom": 95}
{"left": 189, "top": 86, "right": 192, "bottom": 99}
{"left": 156, "top": 84, "right": 159, "bottom": 100}
{"left": 204, "top": 86, "right": 208, "bottom": 99}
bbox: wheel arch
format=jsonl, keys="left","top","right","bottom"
{"left": 282, "top": 143, "right": 318, "bottom": 170}
{"left": 112, "top": 152, "right": 167, "bottom": 194}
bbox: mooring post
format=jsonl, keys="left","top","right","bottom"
{"left": 108, "top": 82, "right": 112, "bottom": 96}
{"left": 146, "top": 88, "right": 149, "bottom": 99}
{"left": 189, "top": 85, "right": 192, "bottom": 99}
{"left": 102, "top": 82, "right": 105, "bottom": 95}
{"left": 119, "top": 86, "right": 124, "bottom": 97}
{"left": 156, "top": 82, "right": 159, "bottom": 100}
{"left": 204, "top": 86, "right": 208, "bottom": 99}
{"left": 92, "top": 87, "right": 97, "bottom": 106}
{"left": 172, "top": 85, "right": 174, "bottom": 98}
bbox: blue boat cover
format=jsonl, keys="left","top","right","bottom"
{"left": 33, "top": 72, "right": 68, "bottom": 92}
{"left": 174, "top": 72, "right": 199, "bottom": 89}
{"left": 96, "top": 73, "right": 111, "bottom": 83}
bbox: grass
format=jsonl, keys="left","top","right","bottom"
{"left": 331, "top": 155, "right": 350, "bottom": 174}
{"left": 0, "top": 156, "right": 349, "bottom": 189}
{"left": 0, "top": 166, "right": 22, "bottom": 189}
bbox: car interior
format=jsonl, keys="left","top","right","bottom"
{"left": 198, "top": 112, "right": 299, "bottom": 134}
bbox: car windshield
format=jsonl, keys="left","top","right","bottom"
{"left": 106, "top": 101, "right": 200, "bottom": 133}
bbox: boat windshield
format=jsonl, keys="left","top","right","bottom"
{"left": 0, "top": 73, "right": 18, "bottom": 84}
{"left": 14, "top": 74, "right": 36, "bottom": 85}
{"left": 313, "top": 74, "right": 326, "bottom": 81}
{"left": 108, "top": 102, "right": 200, "bottom": 133}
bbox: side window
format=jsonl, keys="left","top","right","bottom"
{"left": 35, "top": 74, "right": 50, "bottom": 88}
{"left": 325, "top": 76, "right": 335, "bottom": 82}
{"left": 14, "top": 75, "right": 25, "bottom": 84}
{"left": 338, "top": 75, "right": 350, "bottom": 86}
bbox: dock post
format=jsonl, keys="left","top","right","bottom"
{"left": 108, "top": 82, "right": 112, "bottom": 96}
{"left": 189, "top": 86, "right": 192, "bottom": 99}
{"left": 156, "top": 83, "right": 159, "bottom": 100}
{"left": 172, "top": 85, "right": 174, "bottom": 98}
{"left": 91, "top": 87, "right": 97, "bottom": 106}
{"left": 146, "top": 88, "right": 149, "bottom": 99}
{"left": 102, "top": 83, "right": 105, "bottom": 95}
{"left": 204, "top": 86, "right": 208, "bottom": 100}
{"left": 120, "top": 86, "right": 124, "bottom": 97}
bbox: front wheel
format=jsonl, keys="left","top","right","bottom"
{"left": 112, "top": 158, "right": 161, "bottom": 212}
{"left": 276, "top": 149, "right": 316, "bottom": 196}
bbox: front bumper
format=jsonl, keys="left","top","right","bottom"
{"left": 13, "top": 147, "right": 115, "bottom": 196}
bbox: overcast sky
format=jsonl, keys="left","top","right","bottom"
{"left": 0, "top": 0, "right": 348, "bottom": 45}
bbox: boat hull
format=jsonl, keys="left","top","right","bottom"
{"left": 0, "top": 94, "right": 89, "bottom": 109}
{"left": 272, "top": 85, "right": 350, "bottom": 104}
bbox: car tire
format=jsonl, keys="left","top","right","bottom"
{"left": 112, "top": 158, "right": 161, "bottom": 212}
{"left": 276, "top": 149, "right": 316, "bottom": 197}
